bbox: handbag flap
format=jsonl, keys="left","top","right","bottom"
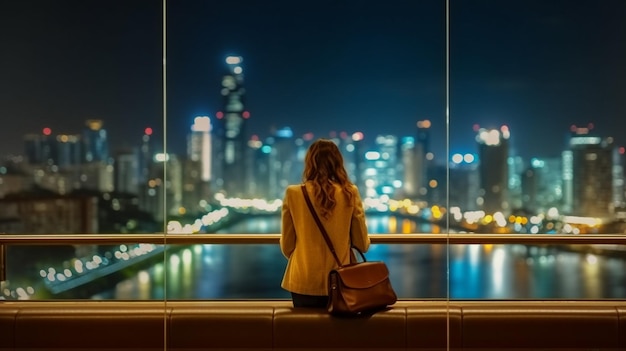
{"left": 333, "top": 261, "right": 390, "bottom": 289}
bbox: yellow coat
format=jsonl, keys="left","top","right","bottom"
{"left": 280, "top": 181, "right": 370, "bottom": 296}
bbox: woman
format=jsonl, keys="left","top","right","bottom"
{"left": 280, "top": 138, "right": 370, "bottom": 308}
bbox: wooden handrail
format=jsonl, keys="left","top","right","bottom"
{"left": 0, "top": 233, "right": 625, "bottom": 245}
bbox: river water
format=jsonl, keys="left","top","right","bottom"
{"left": 94, "top": 215, "right": 626, "bottom": 300}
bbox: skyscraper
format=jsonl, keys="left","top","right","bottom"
{"left": 363, "top": 135, "right": 400, "bottom": 198}
{"left": 449, "top": 153, "right": 480, "bottom": 211}
{"left": 82, "top": 119, "right": 109, "bottom": 163}
{"left": 23, "top": 128, "right": 55, "bottom": 166}
{"left": 613, "top": 147, "right": 625, "bottom": 212}
{"left": 55, "top": 134, "right": 81, "bottom": 168}
{"left": 476, "top": 126, "right": 510, "bottom": 214}
{"left": 271, "top": 127, "right": 297, "bottom": 199}
{"left": 214, "top": 55, "right": 250, "bottom": 197}
{"left": 414, "top": 120, "right": 431, "bottom": 199}
{"left": 185, "top": 116, "right": 213, "bottom": 212}
{"left": 137, "top": 127, "right": 156, "bottom": 215}
{"left": 340, "top": 131, "right": 364, "bottom": 188}
{"left": 187, "top": 116, "right": 212, "bottom": 182}
{"left": 564, "top": 125, "right": 614, "bottom": 218}
{"left": 522, "top": 157, "right": 563, "bottom": 213}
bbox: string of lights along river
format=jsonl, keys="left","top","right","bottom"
{"left": 89, "top": 214, "right": 626, "bottom": 301}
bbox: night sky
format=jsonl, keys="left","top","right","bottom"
{"left": 1, "top": 0, "right": 625, "bottom": 161}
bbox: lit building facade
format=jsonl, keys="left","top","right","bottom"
{"left": 114, "top": 149, "right": 139, "bottom": 195}
{"left": 340, "top": 132, "right": 365, "bottom": 189}
{"left": 612, "top": 147, "right": 625, "bottom": 212}
{"left": 23, "top": 128, "right": 56, "bottom": 166}
{"left": 414, "top": 120, "right": 431, "bottom": 200}
{"left": 55, "top": 134, "right": 81, "bottom": 168}
{"left": 363, "top": 135, "right": 400, "bottom": 198}
{"left": 185, "top": 116, "right": 213, "bottom": 210}
{"left": 266, "top": 127, "right": 297, "bottom": 199}
{"left": 476, "top": 126, "right": 510, "bottom": 214}
{"left": 0, "top": 193, "right": 99, "bottom": 234}
{"left": 521, "top": 157, "right": 563, "bottom": 214}
{"left": 82, "top": 119, "right": 109, "bottom": 163}
{"left": 564, "top": 125, "right": 614, "bottom": 218}
{"left": 143, "top": 153, "right": 183, "bottom": 222}
{"left": 449, "top": 153, "right": 480, "bottom": 211}
{"left": 214, "top": 55, "right": 250, "bottom": 197}
{"left": 187, "top": 116, "right": 213, "bottom": 182}
{"left": 79, "top": 162, "right": 114, "bottom": 193}
{"left": 400, "top": 136, "right": 417, "bottom": 198}
{"left": 248, "top": 135, "right": 270, "bottom": 199}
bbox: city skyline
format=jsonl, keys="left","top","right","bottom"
{"left": 1, "top": 0, "right": 625, "bottom": 161}
{"left": 6, "top": 115, "right": 619, "bottom": 164}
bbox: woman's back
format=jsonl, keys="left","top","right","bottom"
{"left": 280, "top": 139, "right": 370, "bottom": 303}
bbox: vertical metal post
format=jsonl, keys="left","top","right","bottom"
{"left": 0, "top": 244, "right": 5, "bottom": 282}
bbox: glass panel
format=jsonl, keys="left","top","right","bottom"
{"left": 450, "top": 1, "right": 626, "bottom": 299}
{"left": 100, "top": 241, "right": 626, "bottom": 300}
{"left": 4, "top": 243, "right": 165, "bottom": 300}
{"left": 449, "top": 243, "right": 626, "bottom": 299}
{"left": 163, "top": 0, "right": 448, "bottom": 297}
{"left": 0, "top": 0, "right": 165, "bottom": 306}
{"left": 102, "top": 243, "right": 448, "bottom": 299}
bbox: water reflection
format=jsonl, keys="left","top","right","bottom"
{"left": 5, "top": 215, "right": 625, "bottom": 300}
{"left": 93, "top": 241, "right": 626, "bottom": 300}
{"left": 92, "top": 215, "right": 626, "bottom": 300}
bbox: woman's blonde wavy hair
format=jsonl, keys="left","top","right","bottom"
{"left": 303, "top": 139, "right": 355, "bottom": 219}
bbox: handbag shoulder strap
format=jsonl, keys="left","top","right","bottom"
{"left": 300, "top": 184, "right": 343, "bottom": 267}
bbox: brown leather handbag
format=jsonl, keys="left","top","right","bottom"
{"left": 301, "top": 185, "right": 397, "bottom": 316}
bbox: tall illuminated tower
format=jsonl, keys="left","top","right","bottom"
{"left": 476, "top": 125, "right": 510, "bottom": 214}
{"left": 24, "top": 127, "right": 55, "bottom": 165}
{"left": 214, "top": 55, "right": 250, "bottom": 197}
{"left": 563, "top": 124, "right": 614, "bottom": 218}
{"left": 188, "top": 116, "right": 212, "bottom": 182}
{"left": 183, "top": 116, "right": 213, "bottom": 214}
{"left": 363, "top": 135, "right": 400, "bottom": 198}
{"left": 139, "top": 127, "right": 155, "bottom": 185}
{"left": 55, "top": 134, "right": 81, "bottom": 168}
{"left": 410, "top": 119, "right": 431, "bottom": 199}
{"left": 81, "top": 119, "right": 109, "bottom": 163}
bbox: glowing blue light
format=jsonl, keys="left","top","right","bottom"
{"left": 276, "top": 127, "right": 293, "bottom": 138}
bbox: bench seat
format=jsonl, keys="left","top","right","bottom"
{"left": 1, "top": 300, "right": 625, "bottom": 350}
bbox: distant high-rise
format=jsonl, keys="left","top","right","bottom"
{"left": 55, "top": 134, "right": 81, "bottom": 168}
{"left": 24, "top": 128, "right": 82, "bottom": 169}
{"left": 187, "top": 116, "right": 213, "bottom": 182}
{"left": 476, "top": 126, "right": 510, "bottom": 214}
{"left": 508, "top": 155, "right": 524, "bottom": 210}
{"left": 522, "top": 157, "right": 563, "bottom": 213}
{"left": 82, "top": 119, "right": 109, "bottom": 163}
{"left": 449, "top": 153, "right": 480, "bottom": 211}
{"left": 24, "top": 128, "right": 56, "bottom": 165}
{"left": 265, "top": 127, "right": 296, "bottom": 199}
{"left": 139, "top": 127, "right": 155, "bottom": 185}
{"left": 248, "top": 135, "right": 270, "bottom": 199}
{"left": 214, "top": 55, "right": 249, "bottom": 197}
{"left": 414, "top": 120, "right": 431, "bottom": 199}
{"left": 185, "top": 116, "right": 213, "bottom": 212}
{"left": 363, "top": 135, "right": 400, "bottom": 198}
{"left": 137, "top": 127, "right": 156, "bottom": 214}
{"left": 613, "top": 147, "right": 625, "bottom": 211}
{"left": 114, "top": 149, "right": 139, "bottom": 195}
{"left": 340, "top": 132, "right": 365, "bottom": 189}
{"left": 144, "top": 153, "right": 183, "bottom": 222}
{"left": 564, "top": 125, "right": 614, "bottom": 218}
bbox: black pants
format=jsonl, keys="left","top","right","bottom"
{"left": 291, "top": 292, "right": 328, "bottom": 308}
